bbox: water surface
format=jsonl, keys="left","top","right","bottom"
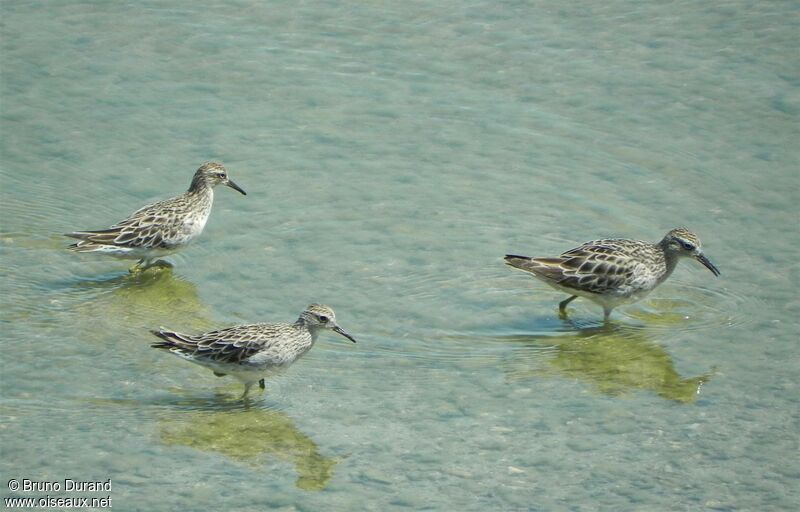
{"left": 1, "top": 1, "right": 798, "bottom": 510}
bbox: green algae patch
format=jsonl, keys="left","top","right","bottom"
{"left": 507, "top": 325, "right": 714, "bottom": 404}
{"left": 160, "top": 408, "right": 337, "bottom": 491}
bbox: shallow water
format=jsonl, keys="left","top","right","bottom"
{"left": 1, "top": 1, "right": 798, "bottom": 510}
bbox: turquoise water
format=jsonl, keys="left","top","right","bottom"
{"left": 1, "top": 1, "right": 798, "bottom": 510}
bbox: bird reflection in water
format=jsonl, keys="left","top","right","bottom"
{"left": 71, "top": 265, "right": 216, "bottom": 335}
{"left": 502, "top": 323, "right": 714, "bottom": 404}
{"left": 159, "top": 404, "right": 337, "bottom": 491}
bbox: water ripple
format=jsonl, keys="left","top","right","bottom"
{"left": 618, "top": 280, "right": 753, "bottom": 333}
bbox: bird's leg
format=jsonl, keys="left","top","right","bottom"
{"left": 603, "top": 307, "right": 612, "bottom": 322}
{"left": 128, "top": 259, "right": 146, "bottom": 274}
{"left": 152, "top": 259, "right": 174, "bottom": 269}
{"left": 242, "top": 382, "right": 254, "bottom": 399}
{"left": 558, "top": 295, "right": 578, "bottom": 317}
{"left": 259, "top": 379, "right": 265, "bottom": 390}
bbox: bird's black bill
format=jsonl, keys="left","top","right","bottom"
{"left": 696, "top": 253, "right": 720, "bottom": 276}
{"left": 333, "top": 326, "right": 357, "bottom": 343}
{"left": 225, "top": 179, "right": 247, "bottom": 195}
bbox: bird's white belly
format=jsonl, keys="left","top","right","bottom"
{"left": 91, "top": 244, "right": 173, "bottom": 260}
{"left": 175, "top": 210, "right": 211, "bottom": 245}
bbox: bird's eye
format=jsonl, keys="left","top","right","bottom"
{"left": 318, "top": 315, "right": 329, "bottom": 323}
{"left": 680, "top": 240, "right": 695, "bottom": 251}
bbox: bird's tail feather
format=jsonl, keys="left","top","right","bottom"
{"left": 150, "top": 329, "right": 195, "bottom": 350}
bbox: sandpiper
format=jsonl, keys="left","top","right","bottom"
{"left": 151, "top": 304, "right": 357, "bottom": 398}
{"left": 65, "top": 162, "right": 245, "bottom": 270}
{"left": 505, "top": 227, "right": 720, "bottom": 320}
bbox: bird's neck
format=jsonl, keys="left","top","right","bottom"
{"left": 187, "top": 176, "right": 213, "bottom": 196}
{"left": 656, "top": 240, "right": 681, "bottom": 283}
{"left": 294, "top": 317, "right": 321, "bottom": 342}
